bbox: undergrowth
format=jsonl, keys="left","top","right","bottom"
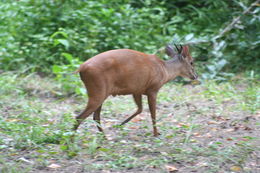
{"left": 0, "top": 73, "right": 259, "bottom": 172}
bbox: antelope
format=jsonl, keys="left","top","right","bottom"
{"left": 73, "top": 44, "right": 197, "bottom": 136}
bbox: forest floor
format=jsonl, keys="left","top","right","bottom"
{"left": 0, "top": 73, "right": 259, "bottom": 173}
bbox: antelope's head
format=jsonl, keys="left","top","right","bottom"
{"left": 165, "top": 44, "right": 198, "bottom": 80}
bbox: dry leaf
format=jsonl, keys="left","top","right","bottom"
{"left": 17, "top": 157, "right": 34, "bottom": 164}
{"left": 216, "top": 116, "right": 227, "bottom": 121}
{"left": 81, "top": 143, "right": 88, "bottom": 147}
{"left": 205, "top": 133, "right": 212, "bottom": 138}
{"left": 9, "top": 153, "right": 18, "bottom": 156}
{"left": 211, "top": 127, "right": 218, "bottom": 131}
{"left": 225, "top": 128, "right": 234, "bottom": 132}
{"left": 171, "top": 118, "right": 178, "bottom": 123}
{"left": 193, "top": 132, "right": 200, "bottom": 136}
{"left": 47, "top": 163, "right": 61, "bottom": 169}
{"left": 131, "top": 115, "right": 146, "bottom": 123}
{"left": 120, "top": 140, "right": 127, "bottom": 143}
{"left": 131, "top": 117, "right": 143, "bottom": 123}
{"left": 104, "top": 121, "right": 114, "bottom": 127}
{"left": 244, "top": 126, "right": 252, "bottom": 130}
{"left": 128, "top": 126, "right": 139, "bottom": 129}
{"left": 207, "top": 121, "right": 218, "bottom": 125}
{"left": 177, "top": 123, "right": 189, "bottom": 128}
{"left": 106, "top": 134, "right": 113, "bottom": 140}
{"left": 230, "top": 165, "right": 242, "bottom": 172}
{"left": 240, "top": 138, "right": 250, "bottom": 141}
{"left": 160, "top": 152, "right": 168, "bottom": 156}
{"left": 193, "top": 132, "right": 203, "bottom": 137}
{"left": 6, "top": 119, "right": 20, "bottom": 122}
{"left": 196, "top": 162, "right": 208, "bottom": 167}
{"left": 165, "top": 164, "right": 178, "bottom": 172}
{"left": 102, "top": 171, "right": 111, "bottom": 173}
{"left": 139, "top": 155, "right": 150, "bottom": 161}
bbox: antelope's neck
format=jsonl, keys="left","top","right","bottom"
{"left": 164, "top": 59, "right": 181, "bottom": 82}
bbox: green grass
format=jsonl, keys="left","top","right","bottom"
{"left": 0, "top": 72, "right": 259, "bottom": 172}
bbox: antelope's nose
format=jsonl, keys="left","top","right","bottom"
{"left": 192, "top": 73, "right": 198, "bottom": 80}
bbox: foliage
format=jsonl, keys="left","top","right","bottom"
{"left": 0, "top": 0, "right": 259, "bottom": 78}
{"left": 52, "top": 52, "right": 84, "bottom": 95}
{"left": 0, "top": 0, "right": 168, "bottom": 73}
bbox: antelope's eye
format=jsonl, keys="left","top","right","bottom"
{"left": 191, "top": 62, "right": 193, "bottom": 65}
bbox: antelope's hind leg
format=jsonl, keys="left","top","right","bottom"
{"left": 120, "top": 94, "right": 142, "bottom": 125}
{"left": 93, "top": 105, "right": 104, "bottom": 132}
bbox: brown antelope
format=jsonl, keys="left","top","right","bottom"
{"left": 73, "top": 44, "right": 197, "bottom": 136}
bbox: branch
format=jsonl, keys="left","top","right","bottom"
{"left": 213, "top": 0, "right": 260, "bottom": 40}
{"left": 155, "top": 0, "right": 259, "bottom": 53}
{"left": 183, "top": 0, "right": 259, "bottom": 45}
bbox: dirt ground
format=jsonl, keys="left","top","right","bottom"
{"left": 0, "top": 75, "right": 259, "bottom": 173}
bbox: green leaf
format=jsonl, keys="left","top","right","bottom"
{"left": 98, "top": 147, "right": 110, "bottom": 152}
{"left": 52, "top": 65, "right": 62, "bottom": 74}
{"left": 50, "top": 31, "right": 68, "bottom": 39}
{"left": 57, "top": 39, "right": 69, "bottom": 49}
{"left": 216, "top": 59, "right": 227, "bottom": 70}
{"left": 62, "top": 53, "right": 73, "bottom": 62}
{"left": 60, "top": 145, "right": 68, "bottom": 151}
{"left": 185, "top": 33, "right": 194, "bottom": 41}
{"left": 75, "top": 87, "right": 86, "bottom": 95}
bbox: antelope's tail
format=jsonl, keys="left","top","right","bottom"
{"left": 72, "top": 65, "right": 82, "bottom": 74}
{"left": 73, "top": 68, "right": 80, "bottom": 74}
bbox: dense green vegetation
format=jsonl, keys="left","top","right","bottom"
{"left": 1, "top": 0, "right": 259, "bottom": 79}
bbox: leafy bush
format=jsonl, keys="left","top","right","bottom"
{"left": 0, "top": 0, "right": 259, "bottom": 79}
{"left": 0, "top": 0, "right": 169, "bottom": 73}
{"left": 52, "top": 52, "right": 84, "bottom": 95}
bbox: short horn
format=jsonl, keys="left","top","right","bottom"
{"left": 179, "top": 45, "right": 183, "bottom": 53}
{"left": 174, "top": 44, "right": 180, "bottom": 53}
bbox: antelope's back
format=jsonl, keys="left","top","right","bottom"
{"left": 81, "top": 49, "right": 165, "bottom": 95}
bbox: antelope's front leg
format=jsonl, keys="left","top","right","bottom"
{"left": 147, "top": 93, "right": 159, "bottom": 136}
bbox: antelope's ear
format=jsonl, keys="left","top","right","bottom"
{"left": 165, "top": 45, "right": 177, "bottom": 58}
{"left": 182, "top": 45, "right": 194, "bottom": 62}
{"left": 182, "top": 45, "right": 191, "bottom": 58}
